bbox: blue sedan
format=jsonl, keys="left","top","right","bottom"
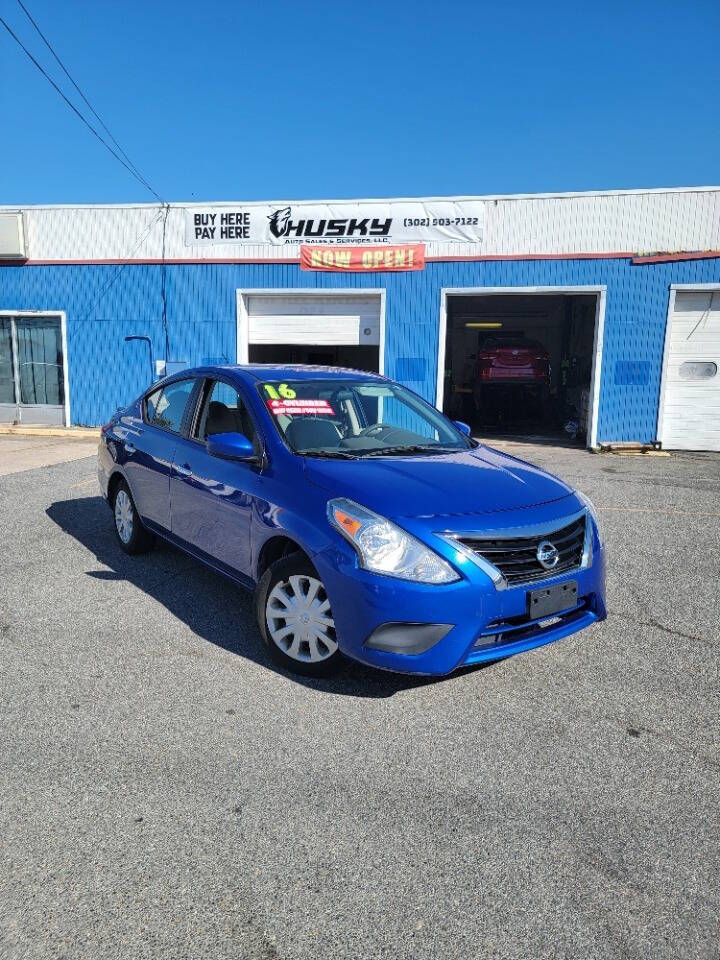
{"left": 98, "top": 365, "right": 606, "bottom": 677}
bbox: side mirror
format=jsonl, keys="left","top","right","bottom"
{"left": 454, "top": 420, "right": 472, "bottom": 437}
{"left": 206, "top": 431, "right": 257, "bottom": 461}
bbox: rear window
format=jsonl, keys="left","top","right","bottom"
{"left": 482, "top": 335, "right": 540, "bottom": 349}
{"left": 145, "top": 378, "right": 196, "bottom": 433}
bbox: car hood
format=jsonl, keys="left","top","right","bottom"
{"left": 304, "top": 445, "right": 574, "bottom": 519}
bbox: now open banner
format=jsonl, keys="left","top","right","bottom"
{"left": 300, "top": 244, "right": 425, "bottom": 272}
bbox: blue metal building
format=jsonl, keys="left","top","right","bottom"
{"left": 1, "top": 188, "right": 719, "bottom": 449}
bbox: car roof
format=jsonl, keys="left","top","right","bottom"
{"left": 176, "top": 364, "right": 388, "bottom": 383}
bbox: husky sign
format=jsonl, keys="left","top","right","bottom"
{"left": 185, "top": 199, "right": 484, "bottom": 246}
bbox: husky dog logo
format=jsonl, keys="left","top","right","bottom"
{"left": 267, "top": 205, "right": 393, "bottom": 241}
{"left": 268, "top": 206, "right": 292, "bottom": 239}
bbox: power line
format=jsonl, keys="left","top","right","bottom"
{"left": 79, "top": 208, "right": 166, "bottom": 322}
{"left": 2, "top": 5, "right": 174, "bottom": 360}
{"left": 0, "top": 12, "right": 164, "bottom": 203}
{"left": 15, "top": 0, "right": 153, "bottom": 190}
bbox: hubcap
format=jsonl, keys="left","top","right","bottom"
{"left": 114, "top": 489, "right": 134, "bottom": 544}
{"left": 266, "top": 574, "right": 337, "bottom": 663}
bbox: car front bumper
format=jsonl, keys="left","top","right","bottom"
{"left": 313, "top": 510, "right": 606, "bottom": 676}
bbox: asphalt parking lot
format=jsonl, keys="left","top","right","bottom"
{"left": 1, "top": 436, "right": 719, "bottom": 960}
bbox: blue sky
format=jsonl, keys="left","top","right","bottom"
{"left": 2, "top": 0, "right": 719, "bottom": 204}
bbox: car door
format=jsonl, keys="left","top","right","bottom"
{"left": 169, "top": 378, "right": 264, "bottom": 579}
{"left": 123, "top": 377, "right": 199, "bottom": 530}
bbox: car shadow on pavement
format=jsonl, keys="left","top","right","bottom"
{"left": 47, "top": 495, "right": 492, "bottom": 699}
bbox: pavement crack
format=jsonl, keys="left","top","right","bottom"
{"left": 609, "top": 610, "right": 712, "bottom": 647}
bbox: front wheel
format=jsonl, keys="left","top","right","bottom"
{"left": 255, "top": 554, "right": 345, "bottom": 677}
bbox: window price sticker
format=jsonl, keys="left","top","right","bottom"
{"left": 267, "top": 397, "right": 336, "bottom": 416}
{"left": 263, "top": 383, "right": 335, "bottom": 415}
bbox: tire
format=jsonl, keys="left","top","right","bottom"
{"left": 111, "top": 479, "right": 155, "bottom": 555}
{"left": 255, "top": 553, "right": 345, "bottom": 677}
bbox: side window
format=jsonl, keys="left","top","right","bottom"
{"left": 196, "top": 380, "right": 261, "bottom": 453}
{"left": 145, "top": 378, "right": 196, "bottom": 434}
{"left": 146, "top": 386, "right": 162, "bottom": 422}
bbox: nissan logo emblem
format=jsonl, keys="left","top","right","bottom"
{"left": 536, "top": 540, "right": 559, "bottom": 570}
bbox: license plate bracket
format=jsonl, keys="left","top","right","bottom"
{"left": 528, "top": 580, "right": 578, "bottom": 619}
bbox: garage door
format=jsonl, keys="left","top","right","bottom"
{"left": 659, "top": 290, "right": 720, "bottom": 451}
{"left": 247, "top": 294, "right": 380, "bottom": 346}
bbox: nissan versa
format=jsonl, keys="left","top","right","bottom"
{"left": 98, "top": 365, "right": 606, "bottom": 677}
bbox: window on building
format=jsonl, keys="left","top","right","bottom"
{"left": 678, "top": 361, "right": 717, "bottom": 380}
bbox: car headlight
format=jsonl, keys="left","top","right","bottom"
{"left": 328, "top": 498, "right": 459, "bottom": 584}
{"left": 577, "top": 491, "right": 603, "bottom": 543}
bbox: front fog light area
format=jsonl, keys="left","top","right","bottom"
{"left": 365, "top": 622, "right": 453, "bottom": 655}
{"left": 328, "top": 498, "right": 459, "bottom": 584}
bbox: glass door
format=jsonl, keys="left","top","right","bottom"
{"left": 0, "top": 316, "right": 66, "bottom": 425}
{"left": 0, "top": 318, "right": 18, "bottom": 422}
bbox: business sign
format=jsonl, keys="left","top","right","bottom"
{"left": 300, "top": 244, "right": 425, "bottom": 272}
{"left": 184, "top": 199, "right": 484, "bottom": 246}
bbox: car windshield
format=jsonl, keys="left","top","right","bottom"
{"left": 258, "top": 378, "right": 473, "bottom": 457}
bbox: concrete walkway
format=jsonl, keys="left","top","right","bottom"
{"left": 0, "top": 434, "right": 99, "bottom": 476}
{"left": 0, "top": 424, "right": 99, "bottom": 439}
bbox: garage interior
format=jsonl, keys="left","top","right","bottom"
{"left": 249, "top": 343, "right": 378, "bottom": 369}
{"left": 243, "top": 293, "right": 380, "bottom": 374}
{"left": 442, "top": 293, "right": 598, "bottom": 442}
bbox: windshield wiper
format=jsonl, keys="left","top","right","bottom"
{"left": 300, "top": 449, "right": 359, "bottom": 459}
{"left": 358, "top": 444, "right": 458, "bottom": 458}
{"left": 300, "top": 445, "right": 461, "bottom": 459}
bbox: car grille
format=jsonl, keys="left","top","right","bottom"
{"left": 457, "top": 514, "right": 586, "bottom": 585}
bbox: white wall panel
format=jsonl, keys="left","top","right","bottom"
{"left": 5, "top": 187, "right": 720, "bottom": 261}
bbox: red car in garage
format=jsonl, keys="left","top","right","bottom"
{"left": 474, "top": 333, "right": 551, "bottom": 384}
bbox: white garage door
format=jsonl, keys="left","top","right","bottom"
{"left": 659, "top": 290, "right": 720, "bottom": 451}
{"left": 247, "top": 294, "right": 380, "bottom": 346}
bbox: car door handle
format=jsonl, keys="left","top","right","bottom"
{"left": 124, "top": 442, "right": 136, "bottom": 454}
{"left": 175, "top": 463, "right": 192, "bottom": 477}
